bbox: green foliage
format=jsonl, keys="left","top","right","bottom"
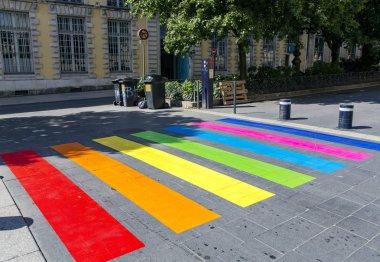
{"left": 305, "top": 61, "right": 343, "bottom": 75}
{"left": 181, "top": 80, "right": 194, "bottom": 100}
{"left": 355, "top": 0, "right": 380, "bottom": 43}
{"left": 165, "top": 80, "right": 197, "bottom": 100}
{"left": 136, "top": 77, "right": 145, "bottom": 97}
{"left": 165, "top": 81, "right": 182, "bottom": 100}
{"left": 247, "top": 66, "right": 297, "bottom": 84}
{"left": 124, "top": 0, "right": 291, "bottom": 78}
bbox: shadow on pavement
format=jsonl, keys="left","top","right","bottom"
{"left": 351, "top": 126, "right": 373, "bottom": 130}
{"left": 0, "top": 216, "right": 34, "bottom": 231}
{"left": 0, "top": 97, "right": 113, "bottom": 115}
{"left": 0, "top": 108, "right": 204, "bottom": 170}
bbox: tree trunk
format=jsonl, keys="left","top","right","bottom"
{"left": 361, "top": 43, "right": 374, "bottom": 68}
{"left": 331, "top": 41, "right": 341, "bottom": 64}
{"left": 238, "top": 42, "right": 247, "bottom": 80}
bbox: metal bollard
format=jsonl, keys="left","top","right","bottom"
{"left": 338, "top": 104, "right": 354, "bottom": 129}
{"left": 279, "top": 99, "right": 291, "bottom": 120}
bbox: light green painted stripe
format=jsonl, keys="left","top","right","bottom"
{"left": 133, "top": 131, "right": 315, "bottom": 188}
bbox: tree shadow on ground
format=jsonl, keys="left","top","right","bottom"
{"left": 0, "top": 97, "right": 114, "bottom": 115}
{"left": 0, "top": 107, "right": 206, "bottom": 171}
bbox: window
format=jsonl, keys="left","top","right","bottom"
{"left": 107, "top": 0, "right": 127, "bottom": 8}
{"left": 211, "top": 35, "right": 227, "bottom": 71}
{"left": 58, "top": 16, "right": 87, "bottom": 73}
{"left": 108, "top": 20, "right": 132, "bottom": 72}
{"left": 262, "top": 38, "right": 276, "bottom": 67}
{"left": 314, "top": 34, "right": 324, "bottom": 61}
{"left": 247, "top": 37, "right": 256, "bottom": 68}
{"left": 350, "top": 46, "right": 357, "bottom": 60}
{"left": 0, "top": 11, "right": 33, "bottom": 74}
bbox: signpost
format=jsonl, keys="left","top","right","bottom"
{"left": 201, "top": 59, "right": 213, "bottom": 109}
{"left": 138, "top": 29, "right": 149, "bottom": 77}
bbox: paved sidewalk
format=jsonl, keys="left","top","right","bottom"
{"left": 1, "top": 98, "right": 380, "bottom": 261}
{"left": 0, "top": 178, "right": 45, "bottom": 261}
{"left": 212, "top": 85, "right": 380, "bottom": 136}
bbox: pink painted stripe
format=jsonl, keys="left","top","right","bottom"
{"left": 192, "top": 122, "right": 373, "bottom": 161}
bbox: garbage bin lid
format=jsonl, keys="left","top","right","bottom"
{"left": 112, "top": 78, "right": 122, "bottom": 83}
{"left": 119, "top": 77, "right": 137, "bottom": 84}
{"left": 144, "top": 74, "right": 167, "bottom": 83}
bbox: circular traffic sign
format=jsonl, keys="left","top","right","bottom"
{"left": 138, "top": 29, "right": 149, "bottom": 40}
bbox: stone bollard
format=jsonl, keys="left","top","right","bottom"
{"left": 338, "top": 104, "right": 354, "bottom": 129}
{"left": 279, "top": 99, "right": 291, "bottom": 120}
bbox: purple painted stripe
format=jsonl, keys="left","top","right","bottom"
{"left": 192, "top": 122, "right": 372, "bottom": 161}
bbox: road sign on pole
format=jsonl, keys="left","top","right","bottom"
{"left": 138, "top": 29, "right": 149, "bottom": 77}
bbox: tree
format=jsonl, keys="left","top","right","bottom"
{"left": 355, "top": 0, "right": 380, "bottom": 67}
{"left": 269, "top": 0, "right": 366, "bottom": 64}
{"left": 125, "top": 0, "right": 287, "bottom": 79}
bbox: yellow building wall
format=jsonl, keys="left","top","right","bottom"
{"left": 228, "top": 36, "right": 239, "bottom": 75}
{"left": 35, "top": 3, "right": 55, "bottom": 80}
{"left": 136, "top": 17, "right": 147, "bottom": 76}
{"left": 278, "top": 39, "right": 285, "bottom": 66}
{"left": 255, "top": 40, "right": 262, "bottom": 66}
{"left": 92, "top": 8, "right": 106, "bottom": 78}
{"left": 201, "top": 40, "right": 210, "bottom": 58}
{"left": 300, "top": 33, "right": 308, "bottom": 71}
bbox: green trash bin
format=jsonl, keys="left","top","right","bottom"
{"left": 144, "top": 74, "right": 167, "bottom": 109}
{"left": 119, "top": 78, "right": 138, "bottom": 107}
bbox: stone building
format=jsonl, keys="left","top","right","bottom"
{"left": 0, "top": 0, "right": 160, "bottom": 96}
{"left": 0, "top": 1, "right": 361, "bottom": 96}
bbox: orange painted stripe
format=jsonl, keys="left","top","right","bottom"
{"left": 51, "top": 142, "right": 220, "bottom": 233}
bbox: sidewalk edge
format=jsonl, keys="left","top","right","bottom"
{"left": 186, "top": 109, "right": 380, "bottom": 143}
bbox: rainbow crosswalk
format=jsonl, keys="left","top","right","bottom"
{"left": 0, "top": 118, "right": 375, "bottom": 261}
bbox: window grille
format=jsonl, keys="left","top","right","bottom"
{"left": 108, "top": 20, "right": 132, "bottom": 72}
{"left": 247, "top": 36, "right": 256, "bottom": 68}
{"left": 211, "top": 35, "right": 227, "bottom": 71}
{"left": 314, "top": 34, "right": 324, "bottom": 62}
{"left": 0, "top": 11, "right": 33, "bottom": 74}
{"left": 58, "top": 16, "right": 87, "bottom": 73}
{"left": 107, "top": 0, "right": 126, "bottom": 8}
{"left": 350, "top": 46, "right": 357, "bottom": 59}
{"left": 262, "top": 38, "right": 276, "bottom": 67}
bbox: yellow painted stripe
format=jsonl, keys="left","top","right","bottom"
{"left": 51, "top": 142, "right": 220, "bottom": 234}
{"left": 94, "top": 136, "right": 275, "bottom": 207}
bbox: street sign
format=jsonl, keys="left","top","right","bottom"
{"left": 212, "top": 48, "right": 217, "bottom": 57}
{"left": 138, "top": 29, "right": 149, "bottom": 40}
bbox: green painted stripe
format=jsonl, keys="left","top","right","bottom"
{"left": 132, "top": 131, "right": 315, "bottom": 188}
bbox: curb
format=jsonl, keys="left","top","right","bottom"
{"left": 186, "top": 109, "right": 380, "bottom": 143}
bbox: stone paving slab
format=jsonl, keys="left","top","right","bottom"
{"left": 7, "top": 251, "right": 45, "bottom": 262}
{"left": 256, "top": 217, "right": 324, "bottom": 253}
{"left": 345, "top": 246, "right": 380, "bottom": 262}
{"left": 0, "top": 205, "right": 42, "bottom": 262}
{"left": 295, "top": 226, "right": 367, "bottom": 262}
{"left": 1, "top": 99, "right": 380, "bottom": 261}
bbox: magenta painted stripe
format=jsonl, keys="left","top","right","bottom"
{"left": 192, "top": 122, "right": 373, "bottom": 161}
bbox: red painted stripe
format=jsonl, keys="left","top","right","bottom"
{"left": 1, "top": 150, "right": 144, "bottom": 262}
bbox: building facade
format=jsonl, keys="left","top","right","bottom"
{"left": 0, "top": 1, "right": 362, "bottom": 96}
{"left": 185, "top": 33, "right": 361, "bottom": 80}
{"left": 0, "top": 0, "right": 160, "bottom": 96}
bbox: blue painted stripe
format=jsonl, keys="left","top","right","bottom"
{"left": 163, "top": 126, "right": 346, "bottom": 173}
{"left": 218, "top": 118, "right": 380, "bottom": 152}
